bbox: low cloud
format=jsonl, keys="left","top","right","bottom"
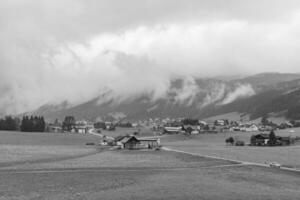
{"left": 201, "top": 83, "right": 226, "bottom": 108}
{"left": 1, "top": 1, "right": 300, "bottom": 115}
{"left": 221, "top": 84, "right": 256, "bottom": 105}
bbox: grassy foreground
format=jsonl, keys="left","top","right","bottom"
{"left": 0, "top": 130, "right": 300, "bottom": 199}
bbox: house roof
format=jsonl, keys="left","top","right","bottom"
{"left": 164, "top": 127, "right": 182, "bottom": 131}
{"left": 138, "top": 137, "right": 159, "bottom": 142}
{"left": 253, "top": 133, "right": 270, "bottom": 139}
{"left": 120, "top": 136, "right": 140, "bottom": 144}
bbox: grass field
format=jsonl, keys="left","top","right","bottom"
{"left": 0, "top": 131, "right": 101, "bottom": 168}
{"left": 0, "top": 130, "right": 300, "bottom": 199}
{"left": 162, "top": 128, "right": 300, "bottom": 169}
{"left": 1, "top": 163, "right": 300, "bottom": 199}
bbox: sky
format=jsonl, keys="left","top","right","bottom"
{"left": 1, "top": 0, "right": 300, "bottom": 115}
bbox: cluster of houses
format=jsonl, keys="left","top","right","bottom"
{"left": 153, "top": 120, "right": 261, "bottom": 135}
{"left": 152, "top": 118, "right": 300, "bottom": 135}
{"left": 46, "top": 115, "right": 298, "bottom": 137}
{"left": 250, "top": 133, "right": 295, "bottom": 146}
{"left": 47, "top": 120, "right": 94, "bottom": 134}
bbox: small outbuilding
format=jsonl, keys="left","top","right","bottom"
{"left": 138, "top": 137, "right": 160, "bottom": 149}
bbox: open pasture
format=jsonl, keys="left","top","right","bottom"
{"left": 162, "top": 128, "right": 300, "bottom": 169}
{"left": 0, "top": 162, "right": 300, "bottom": 200}
{"left": 0, "top": 129, "right": 300, "bottom": 199}
{"left": 0, "top": 149, "right": 237, "bottom": 171}
{"left": 0, "top": 130, "right": 101, "bottom": 146}
{"left": 0, "top": 131, "right": 100, "bottom": 168}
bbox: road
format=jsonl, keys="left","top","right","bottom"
{"left": 162, "top": 147, "right": 300, "bottom": 173}
{"left": 87, "top": 128, "right": 114, "bottom": 140}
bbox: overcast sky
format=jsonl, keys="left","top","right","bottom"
{"left": 1, "top": 0, "right": 300, "bottom": 115}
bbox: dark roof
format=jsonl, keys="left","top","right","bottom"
{"left": 253, "top": 133, "right": 270, "bottom": 139}
{"left": 120, "top": 136, "right": 140, "bottom": 144}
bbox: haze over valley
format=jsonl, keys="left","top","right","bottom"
{"left": 2, "top": 0, "right": 300, "bottom": 120}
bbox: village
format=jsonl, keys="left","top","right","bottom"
{"left": 43, "top": 115, "right": 300, "bottom": 150}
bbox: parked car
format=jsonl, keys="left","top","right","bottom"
{"left": 269, "top": 162, "right": 281, "bottom": 168}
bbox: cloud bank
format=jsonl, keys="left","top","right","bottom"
{"left": 221, "top": 84, "right": 255, "bottom": 105}
{"left": 1, "top": 0, "right": 300, "bottom": 115}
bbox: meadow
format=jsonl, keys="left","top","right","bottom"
{"left": 1, "top": 159, "right": 300, "bottom": 199}
{"left": 0, "top": 131, "right": 101, "bottom": 168}
{"left": 162, "top": 128, "right": 300, "bottom": 169}
{"left": 0, "top": 129, "right": 300, "bottom": 199}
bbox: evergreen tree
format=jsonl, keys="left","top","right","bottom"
{"left": 0, "top": 118, "right": 5, "bottom": 130}
{"left": 0, "top": 116, "right": 19, "bottom": 130}
{"left": 29, "top": 116, "right": 34, "bottom": 131}
{"left": 40, "top": 116, "right": 45, "bottom": 132}
{"left": 268, "top": 130, "right": 277, "bottom": 146}
{"left": 62, "top": 116, "right": 76, "bottom": 131}
{"left": 20, "top": 115, "right": 46, "bottom": 132}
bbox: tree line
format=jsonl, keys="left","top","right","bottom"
{"left": 20, "top": 116, "right": 46, "bottom": 132}
{"left": 0, "top": 116, "right": 20, "bottom": 130}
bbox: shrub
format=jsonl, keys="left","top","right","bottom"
{"left": 235, "top": 140, "right": 245, "bottom": 146}
{"left": 225, "top": 137, "right": 234, "bottom": 145}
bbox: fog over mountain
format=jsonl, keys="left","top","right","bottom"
{"left": 1, "top": 0, "right": 300, "bottom": 116}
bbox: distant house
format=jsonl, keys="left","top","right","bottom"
{"left": 191, "top": 130, "right": 200, "bottom": 135}
{"left": 215, "top": 119, "right": 226, "bottom": 126}
{"left": 276, "top": 136, "right": 293, "bottom": 146}
{"left": 47, "top": 124, "right": 63, "bottom": 133}
{"left": 47, "top": 120, "right": 63, "bottom": 133}
{"left": 259, "top": 125, "right": 273, "bottom": 132}
{"left": 76, "top": 127, "right": 87, "bottom": 134}
{"left": 138, "top": 137, "right": 160, "bottom": 149}
{"left": 198, "top": 120, "right": 207, "bottom": 126}
{"left": 117, "top": 120, "right": 132, "bottom": 128}
{"left": 117, "top": 136, "right": 160, "bottom": 150}
{"left": 164, "top": 126, "right": 183, "bottom": 134}
{"left": 74, "top": 120, "right": 93, "bottom": 134}
{"left": 241, "top": 124, "right": 259, "bottom": 132}
{"left": 250, "top": 133, "right": 293, "bottom": 146}
{"left": 104, "top": 122, "right": 116, "bottom": 131}
{"left": 120, "top": 136, "right": 140, "bottom": 150}
{"left": 230, "top": 127, "right": 241, "bottom": 131}
{"left": 250, "top": 133, "right": 270, "bottom": 146}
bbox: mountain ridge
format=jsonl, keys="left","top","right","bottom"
{"left": 30, "top": 72, "right": 300, "bottom": 121}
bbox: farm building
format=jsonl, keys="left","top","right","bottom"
{"left": 276, "top": 136, "right": 294, "bottom": 146}
{"left": 250, "top": 133, "right": 293, "bottom": 146}
{"left": 138, "top": 137, "right": 160, "bottom": 149}
{"left": 75, "top": 127, "right": 87, "bottom": 134}
{"left": 117, "top": 136, "right": 160, "bottom": 150}
{"left": 47, "top": 124, "right": 63, "bottom": 133}
{"left": 47, "top": 120, "right": 63, "bottom": 133}
{"left": 241, "top": 124, "right": 259, "bottom": 132}
{"left": 164, "top": 126, "right": 183, "bottom": 134}
{"left": 250, "top": 133, "right": 270, "bottom": 146}
{"left": 120, "top": 136, "right": 140, "bottom": 150}
{"left": 215, "top": 119, "right": 226, "bottom": 126}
